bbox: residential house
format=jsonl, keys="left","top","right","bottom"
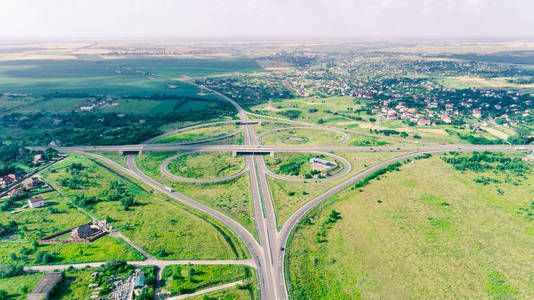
{"left": 417, "top": 119, "right": 432, "bottom": 126}
{"left": 7, "top": 188, "right": 25, "bottom": 197}
{"left": 33, "top": 154, "right": 42, "bottom": 165}
{"left": 28, "top": 196, "right": 45, "bottom": 208}
{"left": 441, "top": 115, "right": 452, "bottom": 124}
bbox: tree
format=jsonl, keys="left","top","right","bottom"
{"left": 120, "top": 196, "right": 134, "bottom": 211}
{"left": 515, "top": 127, "right": 531, "bottom": 139}
{"left": 0, "top": 264, "right": 24, "bottom": 278}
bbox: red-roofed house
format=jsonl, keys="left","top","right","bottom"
{"left": 417, "top": 119, "right": 432, "bottom": 126}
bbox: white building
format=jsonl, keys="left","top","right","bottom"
{"left": 28, "top": 196, "right": 45, "bottom": 208}
{"left": 310, "top": 157, "right": 335, "bottom": 166}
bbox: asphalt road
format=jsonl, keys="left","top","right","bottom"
{"left": 50, "top": 143, "right": 530, "bottom": 154}
{"left": 38, "top": 82, "right": 534, "bottom": 299}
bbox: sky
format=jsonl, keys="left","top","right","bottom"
{"left": 0, "top": 0, "right": 533, "bottom": 40}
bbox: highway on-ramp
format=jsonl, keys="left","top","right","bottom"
{"left": 43, "top": 82, "right": 534, "bottom": 300}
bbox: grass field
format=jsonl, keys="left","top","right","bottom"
{"left": 49, "top": 269, "right": 94, "bottom": 300}
{"left": 136, "top": 152, "right": 257, "bottom": 239}
{"left": 167, "top": 152, "right": 245, "bottom": 179}
{"left": 162, "top": 264, "right": 255, "bottom": 298}
{"left": 269, "top": 151, "right": 405, "bottom": 227}
{"left": 0, "top": 189, "right": 143, "bottom": 265}
{"left": 188, "top": 286, "right": 254, "bottom": 300}
{"left": 251, "top": 96, "right": 372, "bottom": 126}
{"left": 264, "top": 152, "right": 342, "bottom": 179}
{"left": 41, "top": 154, "right": 248, "bottom": 260}
{"left": 260, "top": 128, "right": 345, "bottom": 146}
{"left": 197, "top": 131, "right": 244, "bottom": 146}
{"left": 252, "top": 122, "right": 293, "bottom": 134}
{"left": 154, "top": 124, "right": 239, "bottom": 144}
{"left": 265, "top": 153, "right": 315, "bottom": 177}
{"left": 286, "top": 154, "right": 534, "bottom": 299}
{"left": 89, "top": 151, "right": 128, "bottom": 168}
{"left": 343, "top": 132, "right": 395, "bottom": 146}
{"left": 0, "top": 273, "right": 43, "bottom": 300}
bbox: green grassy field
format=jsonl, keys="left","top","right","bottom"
{"left": 260, "top": 128, "right": 344, "bottom": 146}
{"left": 188, "top": 286, "right": 253, "bottom": 300}
{"left": 264, "top": 152, "right": 342, "bottom": 179}
{"left": 167, "top": 152, "right": 245, "bottom": 179}
{"left": 269, "top": 151, "right": 406, "bottom": 227}
{"left": 251, "top": 96, "right": 371, "bottom": 126}
{"left": 162, "top": 264, "right": 255, "bottom": 298}
{"left": 265, "top": 153, "right": 315, "bottom": 177}
{"left": 154, "top": 124, "right": 239, "bottom": 144}
{"left": 0, "top": 273, "right": 42, "bottom": 300}
{"left": 197, "top": 131, "right": 244, "bottom": 146}
{"left": 89, "top": 151, "right": 128, "bottom": 168}
{"left": 49, "top": 269, "right": 94, "bottom": 300}
{"left": 41, "top": 155, "right": 248, "bottom": 260}
{"left": 0, "top": 190, "right": 143, "bottom": 265}
{"left": 286, "top": 154, "right": 534, "bottom": 299}
{"left": 136, "top": 152, "right": 257, "bottom": 239}
{"left": 252, "top": 122, "right": 293, "bottom": 134}
{"left": 343, "top": 132, "right": 393, "bottom": 146}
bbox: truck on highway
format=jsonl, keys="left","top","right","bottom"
{"left": 164, "top": 186, "right": 174, "bottom": 193}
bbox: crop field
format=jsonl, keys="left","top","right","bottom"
{"left": 0, "top": 58, "right": 261, "bottom": 96}
{"left": 105, "top": 57, "right": 263, "bottom": 78}
{"left": 260, "top": 127, "right": 345, "bottom": 146}
{"left": 154, "top": 124, "right": 239, "bottom": 144}
{"left": 0, "top": 272, "right": 42, "bottom": 300}
{"left": 136, "top": 152, "right": 257, "bottom": 239}
{"left": 269, "top": 151, "right": 406, "bottom": 227}
{"left": 438, "top": 76, "right": 534, "bottom": 92}
{"left": 42, "top": 155, "right": 248, "bottom": 260}
{"left": 162, "top": 264, "right": 256, "bottom": 298}
{"left": 286, "top": 153, "right": 534, "bottom": 299}
{"left": 167, "top": 152, "right": 245, "bottom": 179}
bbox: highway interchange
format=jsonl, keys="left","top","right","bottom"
{"left": 48, "top": 85, "right": 533, "bottom": 299}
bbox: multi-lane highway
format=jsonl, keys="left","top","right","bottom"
{"left": 48, "top": 143, "right": 530, "bottom": 154}
{"left": 47, "top": 84, "right": 534, "bottom": 300}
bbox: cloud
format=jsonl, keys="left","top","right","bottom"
{"left": 0, "top": 0, "right": 532, "bottom": 39}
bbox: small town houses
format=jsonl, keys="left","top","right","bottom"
{"left": 0, "top": 173, "right": 19, "bottom": 188}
